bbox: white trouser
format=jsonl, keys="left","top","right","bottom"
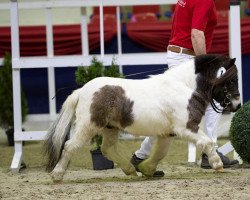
{"left": 204, "top": 103, "right": 222, "bottom": 148}
{"left": 135, "top": 50, "right": 222, "bottom": 159}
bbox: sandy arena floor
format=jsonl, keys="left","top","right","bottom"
{"left": 1, "top": 127, "right": 249, "bottom": 200}
{"left": 1, "top": 162, "right": 250, "bottom": 200}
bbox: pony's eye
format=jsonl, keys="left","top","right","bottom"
{"left": 230, "top": 80, "right": 235, "bottom": 84}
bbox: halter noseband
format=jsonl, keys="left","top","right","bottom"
{"left": 210, "top": 84, "right": 232, "bottom": 113}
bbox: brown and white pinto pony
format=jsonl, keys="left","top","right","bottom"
{"left": 44, "top": 54, "right": 241, "bottom": 183}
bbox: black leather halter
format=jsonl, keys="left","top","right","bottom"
{"left": 210, "top": 84, "right": 232, "bottom": 113}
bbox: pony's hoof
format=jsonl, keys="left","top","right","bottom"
{"left": 124, "top": 169, "right": 137, "bottom": 176}
{"left": 138, "top": 168, "right": 154, "bottom": 177}
{"left": 50, "top": 170, "right": 64, "bottom": 183}
{"left": 122, "top": 164, "right": 138, "bottom": 176}
{"left": 215, "top": 167, "right": 224, "bottom": 173}
{"left": 138, "top": 162, "right": 157, "bottom": 177}
{"left": 129, "top": 171, "right": 138, "bottom": 176}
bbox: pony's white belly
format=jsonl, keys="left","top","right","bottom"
{"left": 124, "top": 112, "right": 172, "bottom": 136}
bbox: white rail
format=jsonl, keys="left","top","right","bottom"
{"left": 12, "top": 53, "right": 169, "bottom": 68}
{"left": 1, "top": 0, "right": 177, "bottom": 10}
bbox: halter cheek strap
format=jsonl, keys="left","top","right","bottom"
{"left": 211, "top": 67, "right": 228, "bottom": 113}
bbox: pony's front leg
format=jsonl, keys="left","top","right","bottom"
{"left": 179, "top": 128, "right": 223, "bottom": 171}
{"left": 101, "top": 128, "right": 137, "bottom": 176}
{"left": 138, "top": 136, "right": 173, "bottom": 177}
{"left": 196, "top": 134, "right": 223, "bottom": 171}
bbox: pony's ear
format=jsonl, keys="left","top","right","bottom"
{"left": 229, "top": 58, "right": 236, "bottom": 68}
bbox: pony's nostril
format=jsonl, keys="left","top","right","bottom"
{"left": 237, "top": 104, "right": 241, "bottom": 110}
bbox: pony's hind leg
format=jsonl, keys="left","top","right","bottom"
{"left": 101, "top": 128, "right": 137, "bottom": 176}
{"left": 138, "top": 136, "right": 173, "bottom": 177}
{"left": 51, "top": 125, "right": 94, "bottom": 183}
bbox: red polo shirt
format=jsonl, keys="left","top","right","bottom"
{"left": 169, "top": 0, "right": 217, "bottom": 52}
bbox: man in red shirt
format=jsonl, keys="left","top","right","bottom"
{"left": 131, "top": 0, "right": 239, "bottom": 177}
{"left": 169, "top": 0, "right": 217, "bottom": 54}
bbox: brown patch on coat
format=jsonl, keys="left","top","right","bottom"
{"left": 186, "top": 92, "right": 207, "bottom": 133}
{"left": 186, "top": 74, "right": 211, "bottom": 133}
{"left": 90, "top": 85, "right": 134, "bottom": 128}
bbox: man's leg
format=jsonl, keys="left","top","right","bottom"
{"left": 134, "top": 137, "right": 155, "bottom": 159}
{"left": 204, "top": 104, "right": 221, "bottom": 147}
{"left": 201, "top": 103, "right": 239, "bottom": 168}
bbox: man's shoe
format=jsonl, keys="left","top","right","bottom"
{"left": 216, "top": 151, "right": 239, "bottom": 168}
{"left": 130, "top": 154, "right": 165, "bottom": 177}
{"left": 130, "top": 154, "right": 143, "bottom": 172}
{"left": 200, "top": 154, "right": 212, "bottom": 169}
{"left": 201, "top": 151, "right": 239, "bottom": 169}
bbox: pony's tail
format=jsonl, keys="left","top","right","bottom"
{"left": 44, "top": 89, "right": 80, "bottom": 172}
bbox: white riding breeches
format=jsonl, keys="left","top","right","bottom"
{"left": 135, "top": 50, "right": 222, "bottom": 159}
{"left": 204, "top": 102, "right": 222, "bottom": 148}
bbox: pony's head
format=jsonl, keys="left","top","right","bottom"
{"left": 195, "top": 54, "right": 241, "bottom": 113}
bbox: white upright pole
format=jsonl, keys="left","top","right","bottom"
{"left": 228, "top": 0, "right": 243, "bottom": 163}
{"left": 116, "top": 6, "right": 123, "bottom": 74}
{"left": 10, "top": 0, "right": 23, "bottom": 172}
{"left": 229, "top": 1, "right": 242, "bottom": 101}
{"left": 188, "top": 143, "right": 196, "bottom": 163}
{"left": 46, "top": 4, "right": 56, "bottom": 120}
{"left": 100, "top": 1, "right": 104, "bottom": 58}
{"left": 81, "top": 7, "right": 89, "bottom": 56}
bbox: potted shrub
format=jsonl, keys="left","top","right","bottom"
{"left": 75, "top": 57, "right": 122, "bottom": 170}
{"left": 90, "top": 134, "right": 114, "bottom": 170}
{"left": 0, "top": 53, "right": 28, "bottom": 146}
{"left": 229, "top": 101, "right": 250, "bottom": 164}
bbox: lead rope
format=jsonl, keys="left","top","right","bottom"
{"left": 210, "top": 85, "right": 225, "bottom": 113}
{"left": 210, "top": 99, "right": 224, "bottom": 113}
{"left": 52, "top": 68, "right": 166, "bottom": 99}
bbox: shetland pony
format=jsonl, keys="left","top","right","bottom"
{"left": 44, "top": 54, "right": 241, "bottom": 182}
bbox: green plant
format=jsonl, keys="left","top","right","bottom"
{"left": 75, "top": 57, "right": 122, "bottom": 86}
{"left": 91, "top": 134, "right": 103, "bottom": 150}
{"left": 0, "top": 53, "right": 28, "bottom": 130}
{"left": 229, "top": 101, "right": 250, "bottom": 164}
{"left": 75, "top": 56, "right": 122, "bottom": 150}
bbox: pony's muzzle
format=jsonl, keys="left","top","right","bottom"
{"left": 231, "top": 95, "right": 241, "bottom": 112}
